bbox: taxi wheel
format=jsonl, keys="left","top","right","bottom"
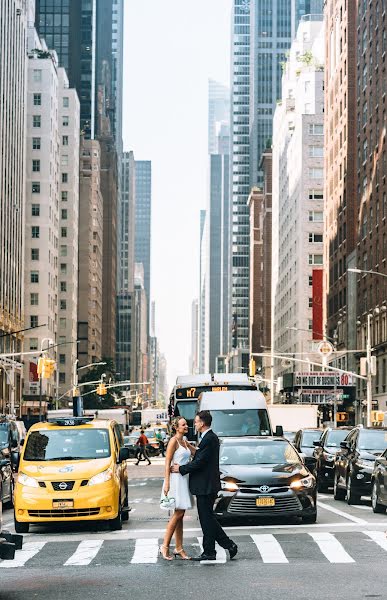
{"left": 14, "top": 517, "right": 29, "bottom": 534}
{"left": 371, "top": 481, "right": 386, "bottom": 514}
{"left": 108, "top": 499, "right": 123, "bottom": 531}
{"left": 122, "top": 488, "right": 129, "bottom": 522}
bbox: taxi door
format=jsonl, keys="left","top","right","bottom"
{"left": 113, "top": 424, "right": 128, "bottom": 511}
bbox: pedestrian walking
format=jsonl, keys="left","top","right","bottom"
{"left": 159, "top": 417, "right": 196, "bottom": 560}
{"left": 171, "top": 410, "right": 238, "bottom": 561}
{"left": 135, "top": 429, "right": 151, "bottom": 466}
{"left": 155, "top": 429, "right": 166, "bottom": 457}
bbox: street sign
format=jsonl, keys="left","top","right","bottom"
{"left": 294, "top": 372, "right": 355, "bottom": 387}
{"left": 317, "top": 340, "right": 334, "bottom": 357}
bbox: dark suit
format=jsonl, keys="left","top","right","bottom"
{"left": 179, "top": 429, "right": 232, "bottom": 556}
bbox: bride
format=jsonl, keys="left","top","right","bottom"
{"left": 160, "top": 417, "right": 196, "bottom": 560}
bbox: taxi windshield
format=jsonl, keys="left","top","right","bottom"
{"left": 23, "top": 429, "right": 111, "bottom": 461}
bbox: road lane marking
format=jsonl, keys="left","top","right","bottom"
{"left": 0, "top": 542, "right": 46, "bottom": 568}
{"left": 197, "top": 537, "right": 227, "bottom": 564}
{"left": 364, "top": 531, "right": 387, "bottom": 552}
{"left": 251, "top": 534, "right": 289, "bottom": 563}
{"left": 64, "top": 540, "right": 104, "bottom": 566}
{"left": 317, "top": 501, "right": 367, "bottom": 524}
{"left": 309, "top": 532, "right": 355, "bottom": 563}
{"left": 131, "top": 538, "right": 159, "bottom": 563}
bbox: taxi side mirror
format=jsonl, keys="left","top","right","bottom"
{"left": 118, "top": 447, "right": 130, "bottom": 463}
{"left": 313, "top": 441, "right": 321, "bottom": 447}
{"left": 275, "top": 425, "right": 284, "bottom": 437}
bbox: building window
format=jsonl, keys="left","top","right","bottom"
{"left": 33, "top": 93, "right": 41, "bottom": 106}
{"left": 60, "top": 281, "right": 67, "bottom": 292}
{"left": 61, "top": 154, "right": 69, "bottom": 166}
{"left": 30, "top": 293, "right": 39, "bottom": 306}
{"left": 59, "top": 317, "right": 66, "bottom": 328}
{"left": 309, "top": 233, "right": 323, "bottom": 243}
{"left": 308, "top": 319, "right": 313, "bottom": 331}
{"left": 31, "top": 248, "right": 39, "bottom": 261}
{"left": 32, "top": 159, "right": 40, "bottom": 172}
{"left": 309, "top": 167, "right": 323, "bottom": 179}
{"left": 32, "top": 182, "right": 40, "bottom": 194}
{"left": 33, "top": 69, "right": 42, "bottom": 82}
{"left": 62, "top": 173, "right": 68, "bottom": 183}
{"left": 309, "top": 190, "right": 323, "bottom": 200}
{"left": 33, "top": 115, "right": 41, "bottom": 128}
{"left": 309, "top": 146, "right": 324, "bottom": 158}
{"left": 62, "top": 115, "right": 69, "bottom": 127}
{"left": 308, "top": 254, "right": 323, "bottom": 265}
{"left": 61, "top": 227, "right": 67, "bottom": 237}
{"left": 308, "top": 211, "right": 323, "bottom": 222}
{"left": 309, "top": 123, "right": 323, "bottom": 135}
{"left": 61, "top": 191, "right": 68, "bottom": 202}
{"left": 30, "top": 316, "right": 38, "bottom": 328}
{"left": 31, "top": 204, "right": 40, "bottom": 217}
{"left": 32, "top": 137, "right": 41, "bottom": 150}
{"left": 59, "top": 354, "right": 66, "bottom": 365}
{"left": 60, "top": 264, "right": 67, "bottom": 274}
{"left": 60, "top": 245, "right": 67, "bottom": 257}
{"left": 59, "top": 373, "right": 66, "bottom": 384}
{"left": 60, "top": 299, "right": 67, "bottom": 310}
{"left": 31, "top": 226, "right": 40, "bottom": 238}
{"left": 61, "top": 209, "right": 68, "bottom": 220}
{"left": 309, "top": 297, "right": 313, "bottom": 308}
{"left": 30, "top": 271, "right": 39, "bottom": 283}
{"left": 63, "top": 97, "right": 69, "bottom": 108}
{"left": 62, "top": 135, "right": 69, "bottom": 146}
{"left": 309, "top": 275, "right": 313, "bottom": 286}
{"left": 29, "top": 338, "right": 38, "bottom": 351}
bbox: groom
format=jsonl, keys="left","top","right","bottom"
{"left": 171, "top": 410, "right": 238, "bottom": 561}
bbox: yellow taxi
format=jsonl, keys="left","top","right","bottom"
{"left": 14, "top": 417, "right": 129, "bottom": 533}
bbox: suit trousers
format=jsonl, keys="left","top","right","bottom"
{"left": 196, "top": 494, "right": 231, "bottom": 556}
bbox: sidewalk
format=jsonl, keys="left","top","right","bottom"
{"left": 127, "top": 457, "right": 165, "bottom": 479}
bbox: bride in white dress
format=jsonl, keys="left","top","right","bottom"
{"left": 160, "top": 417, "right": 196, "bottom": 560}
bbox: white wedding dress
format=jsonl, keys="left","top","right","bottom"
{"left": 162, "top": 440, "right": 194, "bottom": 510}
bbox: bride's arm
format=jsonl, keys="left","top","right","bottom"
{"left": 163, "top": 437, "right": 177, "bottom": 495}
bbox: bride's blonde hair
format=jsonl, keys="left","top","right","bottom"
{"left": 171, "top": 416, "right": 185, "bottom": 434}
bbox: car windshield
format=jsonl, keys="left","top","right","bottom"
{"left": 220, "top": 441, "right": 301, "bottom": 465}
{"left": 0, "top": 426, "right": 8, "bottom": 446}
{"left": 123, "top": 436, "right": 130, "bottom": 444}
{"left": 301, "top": 431, "right": 322, "bottom": 448}
{"left": 358, "top": 430, "right": 387, "bottom": 452}
{"left": 23, "top": 429, "right": 111, "bottom": 461}
{"left": 145, "top": 430, "right": 155, "bottom": 438}
{"left": 211, "top": 409, "right": 271, "bottom": 437}
{"left": 326, "top": 429, "right": 350, "bottom": 448}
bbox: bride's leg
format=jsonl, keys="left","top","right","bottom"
{"left": 162, "top": 511, "right": 180, "bottom": 549}
{"left": 174, "top": 510, "right": 185, "bottom": 549}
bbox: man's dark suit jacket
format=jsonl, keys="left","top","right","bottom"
{"left": 179, "top": 429, "right": 221, "bottom": 496}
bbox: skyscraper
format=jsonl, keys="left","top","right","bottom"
{"left": 198, "top": 210, "right": 207, "bottom": 372}
{"left": 135, "top": 161, "right": 152, "bottom": 309}
{"left": 208, "top": 79, "right": 230, "bottom": 154}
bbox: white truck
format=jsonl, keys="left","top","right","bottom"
{"left": 268, "top": 404, "right": 319, "bottom": 433}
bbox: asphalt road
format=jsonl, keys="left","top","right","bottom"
{"left": 1, "top": 458, "right": 387, "bottom": 600}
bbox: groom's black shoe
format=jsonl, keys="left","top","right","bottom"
{"left": 191, "top": 553, "right": 217, "bottom": 562}
{"left": 228, "top": 542, "right": 238, "bottom": 560}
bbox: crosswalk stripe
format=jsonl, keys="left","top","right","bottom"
{"left": 64, "top": 540, "right": 104, "bottom": 566}
{"left": 197, "top": 537, "right": 227, "bottom": 564}
{"left": 309, "top": 532, "right": 355, "bottom": 563}
{"left": 251, "top": 534, "right": 289, "bottom": 563}
{"left": 0, "top": 542, "right": 46, "bottom": 569}
{"left": 364, "top": 531, "right": 387, "bottom": 552}
{"left": 131, "top": 538, "right": 159, "bottom": 563}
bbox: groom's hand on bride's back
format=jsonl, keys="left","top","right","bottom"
{"left": 170, "top": 463, "right": 180, "bottom": 473}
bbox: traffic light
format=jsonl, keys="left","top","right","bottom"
{"left": 37, "top": 357, "right": 56, "bottom": 379}
{"left": 371, "top": 410, "right": 384, "bottom": 423}
{"left": 96, "top": 383, "right": 107, "bottom": 396}
{"left": 249, "top": 357, "right": 256, "bottom": 377}
{"left": 336, "top": 412, "right": 348, "bottom": 422}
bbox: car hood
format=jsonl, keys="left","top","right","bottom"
{"left": 20, "top": 457, "right": 112, "bottom": 480}
{"left": 220, "top": 463, "right": 309, "bottom": 486}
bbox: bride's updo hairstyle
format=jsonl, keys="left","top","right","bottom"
{"left": 171, "top": 416, "right": 185, "bottom": 433}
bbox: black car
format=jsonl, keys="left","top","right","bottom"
{"left": 371, "top": 448, "right": 387, "bottom": 513}
{"left": 0, "top": 418, "right": 21, "bottom": 472}
{"left": 333, "top": 426, "right": 387, "bottom": 504}
{"left": 313, "top": 427, "right": 353, "bottom": 491}
{"left": 0, "top": 447, "right": 14, "bottom": 508}
{"left": 214, "top": 437, "right": 317, "bottom": 523}
{"left": 293, "top": 428, "right": 323, "bottom": 458}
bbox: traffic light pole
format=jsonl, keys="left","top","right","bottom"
{"left": 39, "top": 374, "right": 42, "bottom": 422}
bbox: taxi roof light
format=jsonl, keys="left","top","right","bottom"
{"left": 47, "top": 417, "right": 94, "bottom": 426}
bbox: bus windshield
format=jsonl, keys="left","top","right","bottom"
{"left": 211, "top": 409, "right": 271, "bottom": 437}
{"left": 174, "top": 401, "right": 197, "bottom": 421}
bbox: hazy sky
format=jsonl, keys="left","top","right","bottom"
{"left": 123, "top": 0, "right": 232, "bottom": 389}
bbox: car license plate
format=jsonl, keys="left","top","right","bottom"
{"left": 53, "top": 500, "right": 74, "bottom": 509}
{"left": 256, "top": 497, "right": 275, "bottom": 507}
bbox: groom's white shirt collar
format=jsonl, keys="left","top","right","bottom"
{"left": 200, "top": 428, "right": 211, "bottom": 440}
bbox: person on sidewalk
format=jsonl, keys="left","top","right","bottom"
{"left": 171, "top": 410, "right": 238, "bottom": 561}
{"left": 155, "top": 429, "right": 166, "bottom": 457}
{"left": 135, "top": 429, "right": 151, "bottom": 465}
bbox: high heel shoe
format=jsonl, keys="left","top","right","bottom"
{"left": 174, "top": 547, "right": 191, "bottom": 560}
{"left": 159, "top": 544, "right": 174, "bottom": 561}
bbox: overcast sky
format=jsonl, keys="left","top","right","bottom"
{"left": 123, "top": 0, "right": 232, "bottom": 389}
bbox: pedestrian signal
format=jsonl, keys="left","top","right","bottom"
{"left": 371, "top": 410, "right": 384, "bottom": 423}
{"left": 336, "top": 412, "right": 348, "bottom": 422}
{"left": 38, "top": 357, "right": 56, "bottom": 379}
{"left": 249, "top": 358, "right": 256, "bottom": 377}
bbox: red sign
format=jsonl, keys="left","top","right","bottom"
{"left": 312, "top": 269, "right": 323, "bottom": 340}
{"left": 29, "top": 361, "right": 38, "bottom": 382}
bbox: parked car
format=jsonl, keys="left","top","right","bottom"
{"left": 371, "top": 448, "right": 387, "bottom": 513}
{"left": 293, "top": 428, "right": 323, "bottom": 458}
{"left": 214, "top": 436, "right": 317, "bottom": 523}
{"left": 283, "top": 431, "right": 297, "bottom": 444}
{"left": 0, "top": 417, "right": 21, "bottom": 472}
{"left": 0, "top": 446, "right": 14, "bottom": 507}
{"left": 313, "top": 427, "right": 353, "bottom": 491}
{"left": 124, "top": 429, "right": 160, "bottom": 458}
{"left": 333, "top": 426, "right": 387, "bottom": 504}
